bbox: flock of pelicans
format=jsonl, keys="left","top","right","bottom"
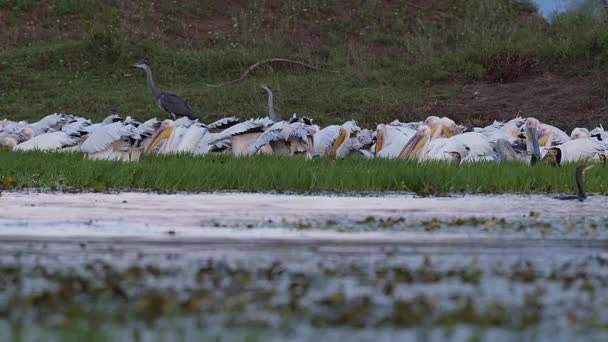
{"left": 1, "top": 60, "right": 607, "bottom": 200}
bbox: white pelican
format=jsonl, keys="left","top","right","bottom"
{"left": 249, "top": 116, "right": 317, "bottom": 157}
{"left": 13, "top": 130, "right": 81, "bottom": 152}
{"left": 570, "top": 127, "right": 590, "bottom": 140}
{"left": 542, "top": 138, "right": 608, "bottom": 165}
{"left": 327, "top": 121, "right": 374, "bottom": 159}
{"left": 208, "top": 117, "right": 274, "bottom": 156}
{"left": 0, "top": 127, "right": 34, "bottom": 149}
{"left": 590, "top": 125, "right": 607, "bottom": 141}
{"left": 312, "top": 121, "right": 365, "bottom": 158}
{"left": 81, "top": 121, "right": 143, "bottom": 161}
{"left": 374, "top": 122, "right": 418, "bottom": 158}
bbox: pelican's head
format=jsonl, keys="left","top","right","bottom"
{"left": 375, "top": 124, "right": 388, "bottom": 156}
{"left": 399, "top": 125, "right": 431, "bottom": 160}
{"left": 21, "top": 127, "right": 34, "bottom": 141}
{"left": 524, "top": 117, "right": 542, "bottom": 164}
{"left": 504, "top": 123, "right": 520, "bottom": 140}
{"left": 330, "top": 121, "right": 360, "bottom": 160}
{"left": 429, "top": 117, "right": 456, "bottom": 139}
{"left": 537, "top": 124, "right": 554, "bottom": 148}
{"left": 424, "top": 116, "right": 440, "bottom": 127}
{"left": 542, "top": 147, "right": 561, "bottom": 166}
{"left": 145, "top": 119, "right": 174, "bottom": 153}
{"left": 570, "top": 127, "right": 590, "bottom": 140}
{"left": 439, "top": 117, "right": 457, "bottom": 138}
{"left": 444, "top": 151, "right": 462, "bottom": 165}
{"left": 0, "top": 137, "right": 18, "bottom": 150}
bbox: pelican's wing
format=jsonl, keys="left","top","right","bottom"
{"left": 14, "top": 132, "right": 80, "bottom": 151}
{"left": 312, "top": 125, "right": 340, "bottom": 155}
{"left": 209, "top": 118, "right": 273, "bottom": 143}
{"left": 249, "top": 130, "right": 286, "bottom": 154}
{"left": 288, "top": 124, "right": 316, "bottom": 142}
{"left": 81, "top": 123, "right": 136, "bottom": 153}
{"left": 207, "top": 117, "right": 240, "bottom": 131}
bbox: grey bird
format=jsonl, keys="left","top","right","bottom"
{"left": 131, "top": 59, "right": 200, "bottom": 120}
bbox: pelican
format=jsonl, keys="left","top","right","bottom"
{"left": 590, "top": 125, "right": 607, "bottom": 141}
{"left": 248, "top": 115, "right": 317, "bottom": 157}
{"left": 1, "top": 127, "right": 34, "bottom": 149}
{"left": 328, "top": 121, "right": 374, "bottom": 159}
{"left": 13, "top": 130, "right": 81, "bottom": 152}
{"left": 556, "top": 165, "right": 594, "bottom": 201}
{"left": 374, "top": 121, "right": 420, "bottom": 158}
{"left": 81, "top": 121, "right": 145, "bottom": 161}
{"left": 542, "top": 138, "right": 608, "bottom": 166}
{"left": 570, "top": 127, "right": 590, "bottom": 140}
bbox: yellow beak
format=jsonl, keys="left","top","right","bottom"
{"left": 330, "top": 128, "right": 348, "bottom": 160}
{"left": 442, "top": 126, "right": 454, "bottom": 138}
{"left": 146, "top": 127, "right": 173, "bottom": 153}
{"left": 399, "top": 133, "right": 428, "bottom": 160}
{"left": 375, "top": 127, "right": 384, "bottom": 156}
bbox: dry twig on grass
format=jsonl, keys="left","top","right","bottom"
{"left": 206, "top": 58, "right": 337, "bottom": 87}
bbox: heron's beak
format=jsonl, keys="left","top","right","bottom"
{"left": 146, "top": 127, "right": 173, "bottom": 153}
{"left": 374, "top": 125, "right": 386, "bottom": 157}
{"left": 526, "top": 127, "right": 541, "bottom": 164}
{"left": 399, "top": 132, "right": 428, "bottom": 160}
{"left": 583, "top": 165, "right": 594, "bottom": 173}
{"left": 330, "top": 128, "right": 348, "bottom": 160}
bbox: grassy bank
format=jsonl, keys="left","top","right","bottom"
{"left": 1, "top": 151, "right": 606, "bottom": 195}
{"left": 0, "top": 0, "right": 607, "bottom": 128}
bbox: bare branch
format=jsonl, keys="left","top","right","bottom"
{"left": 206, "top": 58, "right": 337, "bottom": 88}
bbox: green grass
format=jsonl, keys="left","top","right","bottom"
{"left": 0, "top": 0, "right": 607, "bottom": 127}
{"left": 1, "top": 151, "right": 606, "bottom": 195}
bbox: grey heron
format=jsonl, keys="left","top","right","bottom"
{"left": 131, "top": 59, "right": 200, "bottom": 120}
{"left": 260, "top": 84, "right": 280, "bottom": 122}
{"left": 556, "top": 165, "right": 594, "bottom": 201}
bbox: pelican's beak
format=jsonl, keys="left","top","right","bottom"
{"left": 83, "top": 153, "right": 89, "bottom": 160}
{"left": 430, "top": 126, "right": 438, "bottom": 138}
{"left": 399, "top": 132, "right": 428, "bottom": 160}
{"left": 375, "top": 125, "right": 386, "bottom": 157}
{"left": 146, "top": 126, "right": 173, "bottom": 153}
{"left": 526, "top": 127, "right": 541, "bottom": 164}
{"left": 599, "top": 154, "right": 606, "bottom": 166}
{"left": 443, "top": 126, "right": 455, "bottom": 138}
{"left": 537, "top": 129, "right": 550, "bottom": 147}
{"left": 330, "top": 128, "right": 348, "bottom": 160}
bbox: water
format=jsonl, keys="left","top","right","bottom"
{"left": 1, "top": 192, "right": 607, "bottom": 341}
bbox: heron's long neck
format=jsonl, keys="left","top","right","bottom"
{"left": 143, "top": 66, "right": 160, "bottom": 98}
{"left": 266, "top": 90, "right": 279, "bottom": 122}
{"left": 576, "top": 171, "right": 586, "bottom": 198}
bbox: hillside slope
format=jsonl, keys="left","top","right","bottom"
{"left": 0, "top": 0, "right": 607, "bottom": 129}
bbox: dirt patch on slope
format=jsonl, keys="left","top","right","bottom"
{"left": 422, "top": 72, "right": 608, "bottom": 130}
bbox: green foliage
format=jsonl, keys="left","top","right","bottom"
{"left": 1, "top": 151, "right": 606, "bottom": 195}
{"left": 0, "top": 0, "right": 606, "bottom": 124}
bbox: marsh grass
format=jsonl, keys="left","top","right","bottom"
{"left": 1, "top": 151, "right": 606, "bottom": 195}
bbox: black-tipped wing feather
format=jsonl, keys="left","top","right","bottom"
{"left": 158, "top": 91, "right": 199, "bottom": 119}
